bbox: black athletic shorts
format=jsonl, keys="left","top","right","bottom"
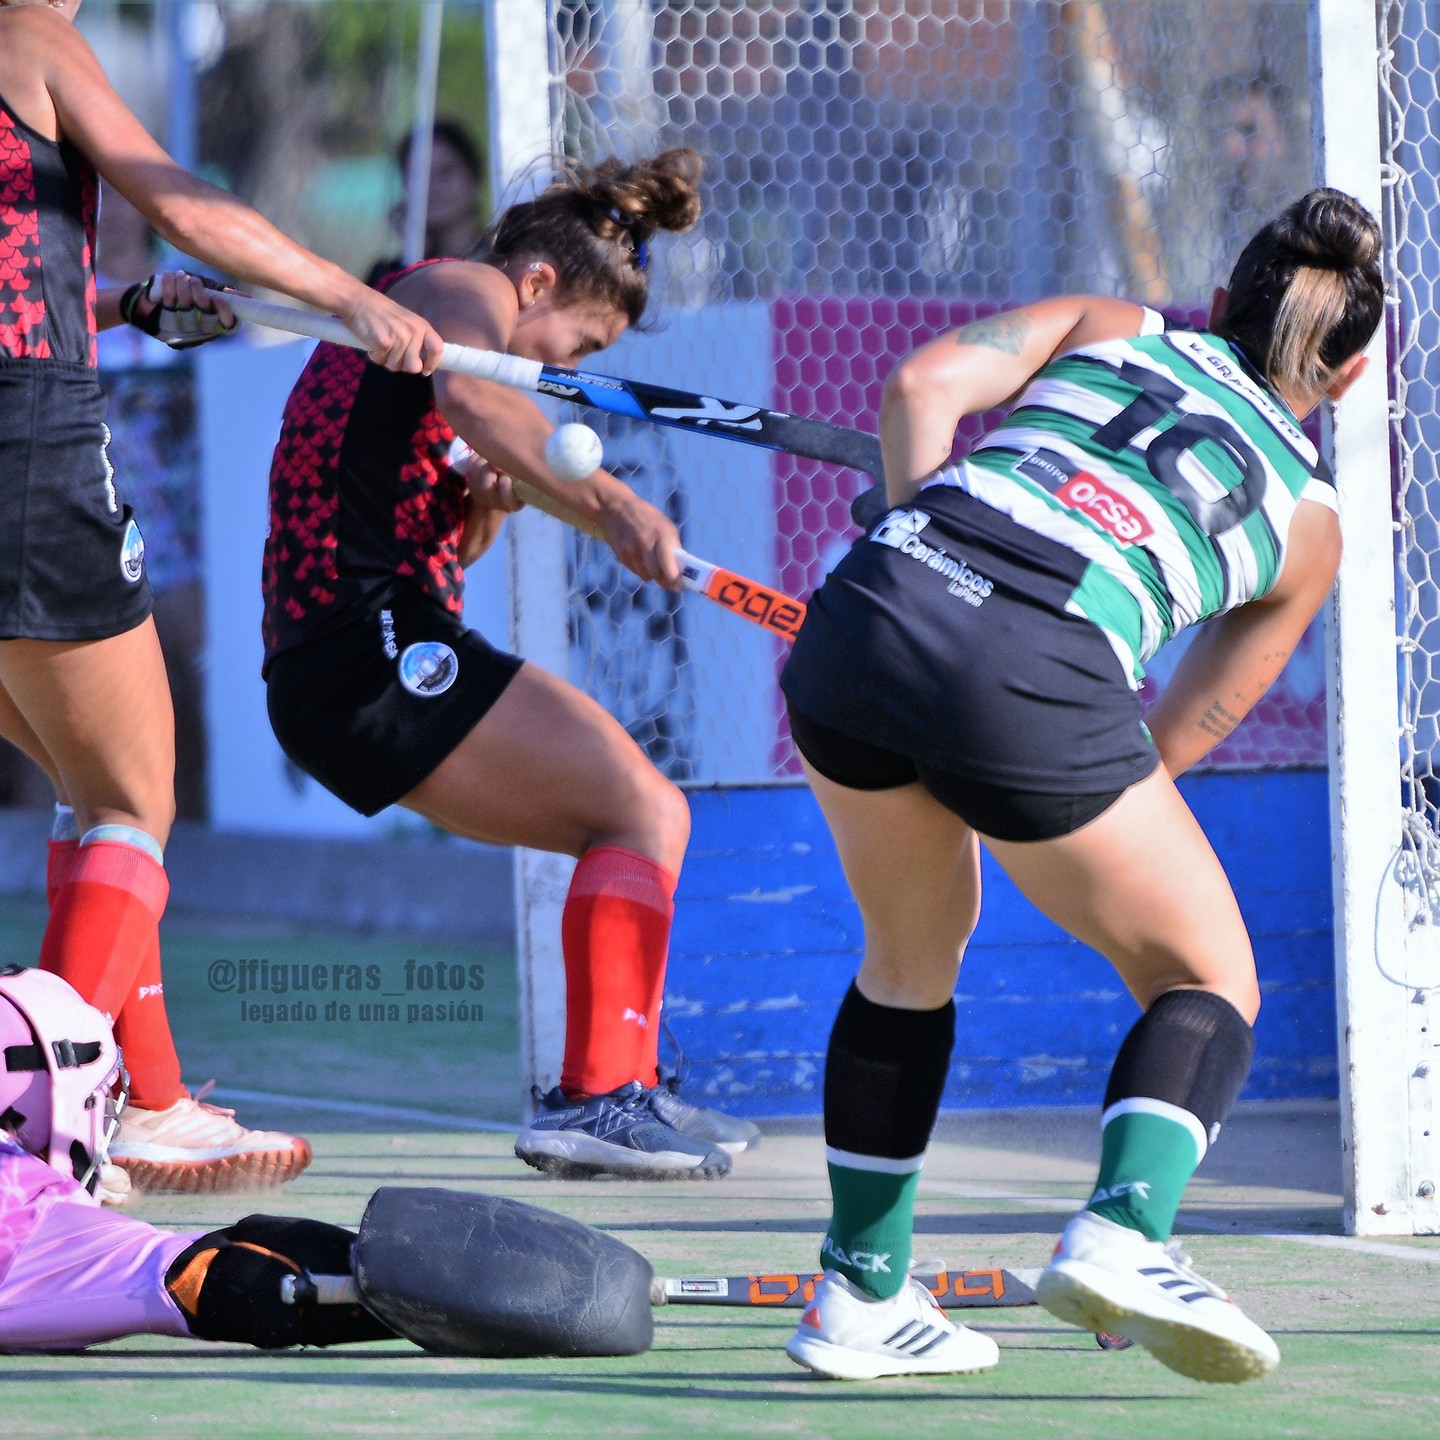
{"left": 780, "top": 486, "right": 1159, "bottom": 842}
{"left": 265, "top": 586, "right": 525, "bottom": 817}
{"left": 0, "top": 360, "right": 153, "bottom": 640}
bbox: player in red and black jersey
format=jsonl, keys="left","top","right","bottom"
{"left": 0, "top": 0, "right": 442, "bottom": 1200}
{"left": 263, "top": 149, "right": 760, "bottom": 1179}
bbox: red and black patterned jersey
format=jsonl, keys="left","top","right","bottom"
{"left": 262, "top": 262, "right": 469, "bottom": 663}
{"left": 0, "top": 95, "right": 97, "bottom": 364}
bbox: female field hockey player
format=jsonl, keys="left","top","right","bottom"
{"left": 262, "top": 147, "right": 758, "bottom": 1179}
{"left": 779, "top": 188, "right": 1382, "bottom": 1383}
{"left": 0, "top": 0, "right": 442, "bottom": 1197}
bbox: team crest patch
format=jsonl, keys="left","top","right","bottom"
{"left": 398, "top": 641, "right": 459, "bottom": 697}
{"left": 119, "top": 518, "right": 145, "bottom": 583}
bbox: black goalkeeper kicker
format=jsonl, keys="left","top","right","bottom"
{"left": 214, "top": 291, "right": 884, "bottom": 480}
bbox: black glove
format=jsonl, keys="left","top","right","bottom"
{"left": 119, "top": 272, "right": 239, "bottom": 350}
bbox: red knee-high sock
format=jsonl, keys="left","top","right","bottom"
{"left": 40, "top": 839, "right": 183, "bottom": 1108}
{"left": 559, "top": 845, "right": 677, "bottom": 1098}
{"left": 112, "top": 930, "right": 185, "bottom": 1109}
{"left": 46, "top": 838, "right": 78, "bottom": 908}
{"left": 40, "top": 840, "right": 168, "bottom": 1018}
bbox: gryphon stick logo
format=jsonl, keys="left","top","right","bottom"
{"left": 650, "top": 398, "right": 764, "bottom": 431}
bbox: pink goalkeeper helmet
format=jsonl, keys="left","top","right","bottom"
{"left": 0, "top": 966, "right": 125, "bottom": 1194}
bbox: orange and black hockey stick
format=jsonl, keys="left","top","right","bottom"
{"left": 510, "top": 476, "right": 805, "bottom": 644}
{"left": 650, "top": 1266, "right": 1039, "bottom": 1310}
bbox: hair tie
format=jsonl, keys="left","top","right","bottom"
{"left": 607, "top": 206, "right": 649, "bottom": 270}
{"left": 1277, "top": 239, "right": 1347, "bottom": 272}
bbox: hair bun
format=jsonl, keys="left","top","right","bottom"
{"left": 1277, "top": 187, "right": 1382, "bottom": 271}
{"left": 580, "top": 148, "right": 703, "bottom": 242}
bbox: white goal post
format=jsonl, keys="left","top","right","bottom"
{"left": 1324, "top": 0, "right": 1440, "bottom": 1236}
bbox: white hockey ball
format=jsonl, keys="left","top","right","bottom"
{"left": 544, "top": 423, "right": 604, "bottom": 481}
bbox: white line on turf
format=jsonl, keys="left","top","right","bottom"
{"left": 210, "top": 1085, "right": 519, "bottom": 1133}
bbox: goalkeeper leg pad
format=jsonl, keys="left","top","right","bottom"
{"left": 165, "top": 1213, "right": 394, "bottom": 1349}
{"left": 352, "top": 1186, "right": 654, "bottom": 1357}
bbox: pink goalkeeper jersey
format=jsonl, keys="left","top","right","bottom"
{"left": 0, "top": 1138, "right": 197, "bottom": 1350}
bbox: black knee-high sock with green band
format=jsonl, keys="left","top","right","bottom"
{"left": 1087, "top": 988, "right": 1255, "bottom": 1242}
{"left": 821, "top": 982, "right": 955, "bottom": 1299}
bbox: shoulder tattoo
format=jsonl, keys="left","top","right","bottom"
{"left": 953, "top": 313, "right": 1030, "bottom": 355}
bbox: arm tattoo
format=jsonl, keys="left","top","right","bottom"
{"left": 1198, "top": 699, "right": 1242, "bottom": 742}
{"left": 953, "top": 313, "right": 1030, "bottom": 355}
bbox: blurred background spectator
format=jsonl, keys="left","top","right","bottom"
{"left": 367, "top": 118, "right": 488, "bottom": 284}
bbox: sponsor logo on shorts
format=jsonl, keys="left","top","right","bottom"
{"left": 398, "top": 641, "right": 459, "bottom": 697}
{"left": 120, "top": 518, "right": 145, "bottom": 583}
{"left": 868, "top": 507, "right": 993, "bottom": 607}
{"left": 379, "top": 609, "right": 398, "bottom": 659}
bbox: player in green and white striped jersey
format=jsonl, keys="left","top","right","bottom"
{"left": 956, "top": 314, "right": 1338, "bottom": 683}
{"left": 780, "top": 189, "right": 1384, "bottom": 1385}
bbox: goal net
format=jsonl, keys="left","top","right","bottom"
{"left": 492, "top": 0, "right": 1408, "bottom": 1132}
{"left": 514, "top": 0, "right": 1324, "bottom": 786}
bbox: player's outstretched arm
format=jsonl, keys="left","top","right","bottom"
{"left": 11, "top": 8, "right": 440, "bottom": 373}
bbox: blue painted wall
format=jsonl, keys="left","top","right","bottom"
{"left": 666, "top": 770, "right": 1335, "bottom": 1116}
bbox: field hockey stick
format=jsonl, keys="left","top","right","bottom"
{"left": 650, "top": 1266, "right": 1041, "bottom": 1310}
{"left": 283, "top": 1266, "right": 1041, "bottom": 1312}
{"left": 282, "top": 1265, "right": 1129, "bottom": 1347}
{"left": 211, "top": 290, "right": 883, "bottom": 479}
{"left": 508, "top": 474, "right": 805, "bottom": 643}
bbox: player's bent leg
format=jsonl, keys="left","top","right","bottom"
{"left": 981, "top": 766, "right": 1259, "bottom": 1017}
{"left": 402, "top": 662, "right": 689, "bottom": 864}
{"left": 0, "top": 625, "right": 177, "bottom": 847}
{"left": 784, "top": 768, "right": 990, "bottom": 1374}
{"left": 985, "top": 770, "right": 1275, "bottom": 1381}
{"left": 1036, "top": 986, "right": 1275, "bottom": 1382}
{"left": 406, "top": 667, "right": 734, "bottom": 1177}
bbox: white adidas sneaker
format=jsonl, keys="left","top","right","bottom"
{"left": 1037, "top": 1210, "right": 1279, "bottom": 1383}
{"left": 785, "top": 1270, "right": 1000, "bottom": 1380}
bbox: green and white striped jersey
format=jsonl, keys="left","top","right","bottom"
{"left": 923, "top": 309, "right": 1334, "bottom": 684}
